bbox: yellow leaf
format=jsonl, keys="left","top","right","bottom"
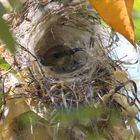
{"left": 89, "top": 0, "right": 136, "bottom": 48}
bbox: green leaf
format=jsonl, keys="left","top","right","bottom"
{"left": 0, "top": 3, "right": 16, "bottom": 54}
{"left": 16, "top": 111, "right": 43, "bottom": 127}
{"left": 86, "top": 134, "right": 104, "bottom": 140}
{"left": 0, "top": 57, "right": 16, "bottom": 74}
{"left": 8, "top": 0, "right": 22, "bottom": 12}
{"left": 134, "top": 0, "right": 140, "bottom": 12}
{"left": 55, "top": 105, "right": 102, "bottom": 124}
{"left": 0, "top": 2, "right": 6, "bottom": 15}
{"left": 134, "top": 19, "right": 140, "bottom": 40}
{"left": 0, "top": 57, "right": 11, "bottom": 70}
{"left": 0, "top": 57, "right": 17, "bottom": 74}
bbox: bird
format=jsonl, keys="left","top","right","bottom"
{"left": 39, "top": 46, "right": 86, "bottom": 73}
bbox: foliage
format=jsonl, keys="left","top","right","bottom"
{"left": 133, "top": 0, "right": 140, "bottom": 44}
{"left": 0, "top": 57, "right": 10, "bottom": 70}
{"left": 0, "top": 3, "right": 16, "bottom": 54}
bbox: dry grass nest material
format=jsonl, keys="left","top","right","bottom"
{"left": 10, "top": 38, "right": 140, "bottom": 139}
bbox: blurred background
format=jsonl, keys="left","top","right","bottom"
{"left": 133, "top": 0, "right": 140, "bottom": 45}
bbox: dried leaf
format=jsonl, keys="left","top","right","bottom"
{"left": 114, "top": 69, "right": 128, "bottom": 82}
{"left": 113, "top": 93, "right": 138, "bottom": 118}
{"left": 127, "top": 119, "right": 140, "bottom": 138}
{"left": 0, "top": 42, "right": 5, "bottom": 55}
{"left": 89, "top": 0, "right": 136, "bottom": 47}
{"left": 3, "top": 97, "right": 30, "bottom": 125}
{"left": 0, "top": 97, "right": 30, "bottom": 139}
{"left": 111, "top": 125, "right": 131, "bottom": 140}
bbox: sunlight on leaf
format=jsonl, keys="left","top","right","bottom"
{"left": 134, "top": 19, "right": 140, "bottom": 41}
{"left": 133, "top": 0, "right": 140, "bottom": 44}
{"left": 0, "top": 0, "right": 12, "bottom": 11}
{"left": 0, "top": 57, "right": 16, "bottom": 73}
{"left": 0, "top": 57, "right": 10, "bottom": 70}
{"left": 134, "top": 0, "right": 140, "bottom": 11}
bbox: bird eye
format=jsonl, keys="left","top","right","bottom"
{"left": 37, "top": 45, "right": 88, "bottom": 73}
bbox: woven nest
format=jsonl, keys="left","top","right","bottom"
{"left": 0, "top": 1, "right": 140, "bottom": 140}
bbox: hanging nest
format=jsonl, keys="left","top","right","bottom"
{"left": 0, "top": 0, "right": 140, "bottom": 140}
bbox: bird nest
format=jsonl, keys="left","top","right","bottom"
{"left": 14, "top": 35, "right": 140, "bottom": 139}
{"left": 0, "top": 1, "right": 140, "bottom": 139}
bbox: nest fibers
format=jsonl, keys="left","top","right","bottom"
{"left": 0, "top": 0, "right": 140, "bottom": 140}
